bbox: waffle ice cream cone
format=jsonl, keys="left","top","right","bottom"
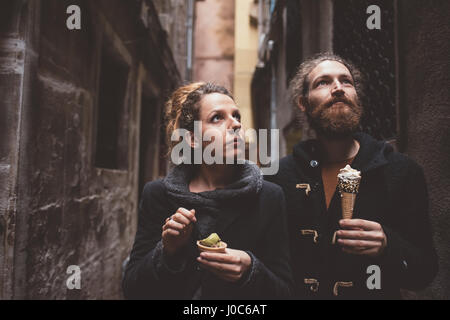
{"left": 341, "top": 192, "right": 356, "bottom": 219}
{"left": 337, "top": 165, "right": 361, "bottom": 220}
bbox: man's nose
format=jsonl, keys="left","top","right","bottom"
{"left": 331, "top": 80, "right": 344, "bottom": 95}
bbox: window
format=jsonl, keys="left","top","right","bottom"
{"left": 138, "top": 94, "right": 159, "bottom": 195}
{"left": 94, "top": 40, "right": 130, "bottom": 170}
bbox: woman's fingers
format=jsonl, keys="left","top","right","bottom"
{"left": 195, "top": 249, "right": 251, "bottom": 283}
{"left": 161, "top": 209, "right": 197, "bottom": 256}
{"left": 163, "top": 219, "right": 185, "bottom": 231}
{"left": 162, "top": 207, "right": 197, "bottom": 233}
{"left": 197, "top": 257, "right": 241, "bottom": 275}
{"left": 163, "top": 207, "right": 196, "bottom": 227}
{"left": 199, "top": 252, "right": 240, "bottom": 264}
{"left": 176, "top": 208, "right": 197, "bottom": 223}
{"left": 171, "top": 212, "right": 191, "bottom": 226}
{"left": 162, "top": 229, "right": 180, "bottom": 237}
{"left": 198, "top": 263, "right": 238, "bottom": 281}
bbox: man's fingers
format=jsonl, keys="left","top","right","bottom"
{"left": 337, "top": 230, "right": 385, "bottom": 241}
{"left": 341, "top": 244, "right": 371, "bottom": 251}
{"left": 339, "top": 219, "right": 380, "bottom": 231}
{"left": 337, "top": 239, "right": 381, "bottom": 248}
{"left": 342, "top": 247, "right": 379, "bottom": 256}
{"left": 176, "top": 208, "right": 197, "bottom": 223}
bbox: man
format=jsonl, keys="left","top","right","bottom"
{"left": 267, "top": 53, "right": 438, "bottom": 299}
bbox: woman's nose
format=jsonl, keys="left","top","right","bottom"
{"left": 229, "top": 116, "right": 241, "bottom": 130}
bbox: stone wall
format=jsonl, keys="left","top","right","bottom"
{"left": 398, "top": 0, "right": 450, "bottom": 299}
{"left": 153, "top": 0, "right": 189, "bottom": 81}
{"left": 0, "top": 0, "right": 181, "bottom": 299}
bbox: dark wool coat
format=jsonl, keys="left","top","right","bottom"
{"left": 266, "top": 132, "right": 438, "bottom": 299}
{"left": 122, "top": 176, "right": 293, "bottom": 300}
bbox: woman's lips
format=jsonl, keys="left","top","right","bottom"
{"left": 227, "top": 138, "right": 244, "bottom": 146}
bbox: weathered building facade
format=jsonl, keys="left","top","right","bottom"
{"left": 251, "top": 0, "right": 450, "bottom": 299}
{"left": 234, "top": 0, "right": 259, "bottom": 132}
{"left": 193, "top": 0, "right": 235, "bottom": 91}
{"left": 0, "top": 0, "right": 193, "bottom": 299}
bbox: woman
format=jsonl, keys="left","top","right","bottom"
{"left": 122, "top": 82, "right": 292, "bottom": 299}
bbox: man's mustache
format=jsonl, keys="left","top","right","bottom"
{"left": 324, "top": 97, "right": 355, "bottom": 109}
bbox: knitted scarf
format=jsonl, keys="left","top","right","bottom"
{"left": 162, "top": 162, "right": 263, "bottom": 238}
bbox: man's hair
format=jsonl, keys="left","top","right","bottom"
{"left": 289, "top": 52, "right": 364, "bottom": 106}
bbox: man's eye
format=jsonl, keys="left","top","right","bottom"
{"left": 343, "top": 79, "right": 353, "bottom": 85}
{"left": 234, "top": 113, "right": 241, "bottom": 122}
{"left": 211, "top": 115, "right": 221, "bottom": 122}
{"left": 317, "top": 80, "right": 328, "bottom": 86}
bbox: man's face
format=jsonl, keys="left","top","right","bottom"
{"left": 301, "top": 60, "right": 362, "bottom": 138}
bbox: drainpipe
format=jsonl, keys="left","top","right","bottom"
{"left": 270, "top": 0, "right": 277, "bottom": 14}
{"left": 258, "top": 0, "right": 264, "bottom": 41}
{"left": 186, "top": 0, "right": 195, "bottom": 81}
{"left": 257, "top": 0, "right": 265, "bottom": 67}
{"left": 268, "top": 40, "right": 277, "bottom": 158}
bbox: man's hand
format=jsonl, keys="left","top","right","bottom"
{"left": 197, "top": 248, "right": 252, "bottom": 283}
{"left": 336, "top": 219, "right": 387, "bottom": 257}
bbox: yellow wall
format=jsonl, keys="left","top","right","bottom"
{"left": 234, "top": 0, "right": 258, "bottom": 132}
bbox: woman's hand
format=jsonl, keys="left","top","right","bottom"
{"left": 162, "top": 208, "right": 196, "bottom": 256}
{"left": 337, "top": 219, "right": 387, "bottom": 257}
{"left": 197, "top": 248, "right": 252, "bottom": 283}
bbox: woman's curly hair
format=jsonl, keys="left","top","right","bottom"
{"left": 164, "top": 82, "right": 233, "bottom": 154}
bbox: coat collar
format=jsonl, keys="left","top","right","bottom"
{"left": 292, "top": 132, "right": 392, "bottom": 173}
{"left": 163, "top": 162, "right": 262, "bottom": 240}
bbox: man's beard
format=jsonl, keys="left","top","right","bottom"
{"left": 305, "top": 95, "right": 363, "bottom": 139}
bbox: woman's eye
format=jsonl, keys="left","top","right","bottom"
{"left": 211, "top": 115, "right": 221, "bottom": 122}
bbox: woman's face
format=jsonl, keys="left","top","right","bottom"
{"left": 196, "top": 93, "right": 245, "bottom": 163}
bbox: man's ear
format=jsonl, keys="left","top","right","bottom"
{"left": 297, "top": 96, "right": 307, "bottom": 112}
